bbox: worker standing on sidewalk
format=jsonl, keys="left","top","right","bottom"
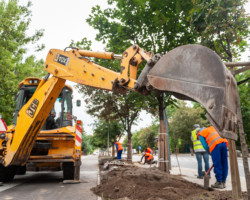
{"left": 198, "top": 126, "right": 228, "bottom": 189}
{"left": 191, "top": 124, "right": 210, "bottom": 179}
{"left": 115, "top": 141, "right": 123, "bottom": 161}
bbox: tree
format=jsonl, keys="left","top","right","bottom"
{"left": 83, "top": 90, "right": 145, "bottom": 160}
{"left": 169, "top": 101, "right": 209, "bottom": 153}
{"left": 190, "top": 0, "right": 250, "bottom": 62}
{"left": 124, "top": 123, "right": 159, "bottom": 151}
{"left": 81, "top": 128, "right": 94, "bottom": 155}
{"left": 0, "top": 0, "right": 45, "bottom": 124}
{"left": 236, "top": 70, "right": 250, "bottom": 146}
{"left": 81, "top": 134, "right": 94, "bottom": 155}
{"left": 138, "top": 126, "right": 158, "bottom": 150}
{"left": 83, "top": 0, "right": 198, "bottom": 160}
{"left": 90, "top": 120, "right": 124, "bottom": 153}
{"left": 87, "top": 0, "right": 197, "bottom": 53}
{"left": 190, "top": 0, "right": 250, "bottom": 145}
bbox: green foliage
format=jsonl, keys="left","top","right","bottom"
{"left": 87, "top": 0, "right": 197, "bottom": 53}
{"left": 237, "top": 70, "right": 250, "bottom": 146}
{"left": 70, "top": 37, "right": 92, "bottom": 50}
{"left": 90, "top": 120, "right": 124, "bottom": 149}
{"left": 138, "top": 126, "right": 158, "bottom": 150}
{"left": 0, "top": 0, "right": 45, "bottom": 124}
{"left": 129, "top": 123, "right": 159, "bottom": 151}
{"left": 169, "top": 101, "right": 209, "bottom": 152}
{"left": 81, "top": 128, "right": 94, "bottom": 155}
{"left": 81, "top": 134, "right": 94, "bottom": 155}
{"left": 190, "top": 0, "right": 250, "bottom": 61}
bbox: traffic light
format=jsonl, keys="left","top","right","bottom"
{"left": 76, "top": 100, "right": 81, "bottom": 107}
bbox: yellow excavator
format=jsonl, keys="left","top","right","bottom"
{"left": 0, "top": 77, "right": 82, "bottom": 182}
{"left": 0, "top": 44, "right": 247, "bottom": 187}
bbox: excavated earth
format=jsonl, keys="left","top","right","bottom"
{"left": 92, "top": 165, "right": 247, "bottom": 200}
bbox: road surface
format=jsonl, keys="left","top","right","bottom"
{"left": 0, "top": 153, "right": 248, "bottom": 200}
{"left": 0, "top": 155, "right": 99, "bottom": 200}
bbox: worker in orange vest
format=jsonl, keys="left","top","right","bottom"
{"left": 114, "top": 141, "right": 123, "bottom": 161}
{"left": 146, "top": 147, "right": 153, "bottom": 155}
{"left": 198, "top": 126, "right": 228, "bottom": 189}
{"left": 140, "top": 147, "right": 154, "bottom": 164}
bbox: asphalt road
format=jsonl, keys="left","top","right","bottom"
{"left": 0, "top": 155, "right": 99, "bottom": 200}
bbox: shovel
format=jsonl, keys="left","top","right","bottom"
{"left": 204, "top": 164, "right": 214, "bottom": 189}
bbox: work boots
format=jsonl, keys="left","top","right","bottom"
{"left": 211, "top": 181, "right": 224, "bottom": 189}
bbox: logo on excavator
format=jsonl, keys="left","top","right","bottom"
{"left": 54, "top": 53, "right": 69, "bottom": 66}
{"left": 26, "top": 98, "right": 39, "bottom": 118}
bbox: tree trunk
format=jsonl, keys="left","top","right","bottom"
{"left": 157, "top": 94, "right": 169, "bottom": 172}
{"left": 237, "top": 101, "right": 250, "bottom": 199}
{"left": 127, "top": 131, "right": 132, "bottom": 163}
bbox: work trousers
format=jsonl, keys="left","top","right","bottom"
{"left": 117, "top": 150, "right": 123, "bottom": 160}
{"left": 211, "top": 142, "right": 228, "bottom": 182}
{"left": 195, "top": 151, "right": 209, "bottom": 177}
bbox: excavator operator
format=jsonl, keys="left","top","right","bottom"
{"left": 46, "top": 112, "right": 58, "bottom": 130}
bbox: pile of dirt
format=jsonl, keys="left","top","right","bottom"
{"left": 92, "top": 166, "right": 247, "bottom": 200}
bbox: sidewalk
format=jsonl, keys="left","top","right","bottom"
{"left": 132, "top": 153, "right": 248, "bottom": 192}
{"left": 170, "top": 167, "right": 247, "bottom": 191}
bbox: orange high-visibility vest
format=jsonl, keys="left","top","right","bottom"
{"left": 199, "top": 126, "right": 228, "bottom": 153}
{"left": 146, "top": 148, "right": 153, "bottom": 155}
{"left": 115, "top": 142, "right": 123, "bottom": 151}
{"left": 145, "top": 152, "right": 154, "bottom": 161}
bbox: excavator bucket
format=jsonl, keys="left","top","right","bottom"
{"left": 146, "top": 44, "right": 239, "bottom": 140}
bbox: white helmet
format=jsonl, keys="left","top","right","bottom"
{"left": 193, "top": 124, "right": 200, "bottom": 129}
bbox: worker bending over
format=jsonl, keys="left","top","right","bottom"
{"left": 140, "top": 148, "right": 154, "bottom": 164}
{"left": 198, "top": 126, "right": 228, "bottom": 189}
{"left": 115, "top": 141, "right": 123, "bottom": 161}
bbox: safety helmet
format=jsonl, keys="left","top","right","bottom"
{"left": 193, "top": 124, "right": 200, "bottom": 129}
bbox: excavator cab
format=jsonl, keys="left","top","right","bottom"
{"left": 54, "top": 87, "right": 73, "bottom": 128}
{"left": 13, "top": 78, "right": 73, "bottom": 130}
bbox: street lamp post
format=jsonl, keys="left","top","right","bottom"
{"left": 107, "top": 125, "right": 109, "bottom": 157}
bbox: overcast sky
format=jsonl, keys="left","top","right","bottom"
{"left": 19, "top": 0, "right": 250, "bottom": 135}
{"left": 19, "top": 0, "right": 154, "bottom": 135}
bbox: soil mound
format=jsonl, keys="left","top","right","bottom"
{"left": 92, "top": 166, "right": 247, "bottom": 200}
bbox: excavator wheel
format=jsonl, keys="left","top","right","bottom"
{"left": 15, "top": 165, "right": 26, "bottom": 175}
{"left": 0, "top": 165, "right": 16, "bottom": 182}
{"left": 62, "top": 161, "right": 80, "bottom": 180}
{"left": 63, "top": 162, "right": 74, "bottom": 180}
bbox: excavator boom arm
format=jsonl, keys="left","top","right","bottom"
{"left": 3, "top": 45, "right": 151, "bottom": 166}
